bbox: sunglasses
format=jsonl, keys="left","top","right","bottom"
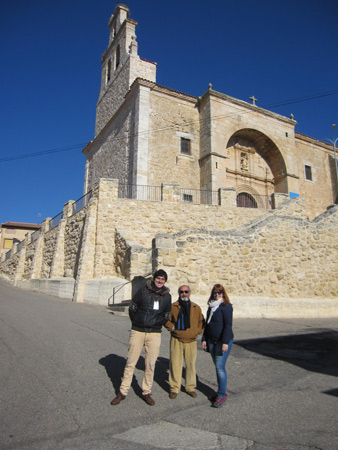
{"left": 213, "top": 291, "right": 222, "bottom": 295}
{"left": 180, "top": 290, "right": 190, "bottom": 294}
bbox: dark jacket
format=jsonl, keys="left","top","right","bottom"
{"left": 129, "top": 280, "right": 172, "bottom": 333}
{"left": 165, "top": 300, "right": 204, "bottom": 343}
{"left": 202, "top": 303, "right": 234, "bottom": 345}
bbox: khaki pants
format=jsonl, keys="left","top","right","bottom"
{"left": 169, "top": 337, "right": 197, "bottom": 394}
{"left": 119, "top": 330, "right": 161, "bottom": 396}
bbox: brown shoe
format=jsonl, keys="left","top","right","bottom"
{"left": 110, "top": 392, "right": 126, "bottom": 405}
{"left": 188, "top": 391, "right": 197, "bottom": 398}
{"left": 142, "top": 394, "right": 155, "bottom": 406}
{"left": 169, "top": 392, "right": 177, "bottom": 399}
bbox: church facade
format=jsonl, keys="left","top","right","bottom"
{"left": 83, "top": 4, "right": 337, "bottom": 220}
{"left": 1, "top": 4, "right": 337, "bottom": 316}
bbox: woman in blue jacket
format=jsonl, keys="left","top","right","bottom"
{"left": 202, "top": 284, "right": 234, "bottom": 408}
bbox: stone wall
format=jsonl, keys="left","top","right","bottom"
{"left": 295, "top": 135, "right": 337, "bottom": 219}
{"left": 95, "top": 55, "right": 131, "bottom": 136}
{"left": 87, "top": 105, "right": 134, "bottom": 189}
{"left": 64, "top": 209, "right": 87, "bottom": 277}
{"left": 1, "top": 178, "right": 337, "bottom": 317}
{"left": 154, "top": 204, "right": 338, "bottom": 299}
{"left": 41, "top": 227, "right": 58, "bottom": 279}
{"left": 148, "top": 88, "right": 200, "bottom": 188}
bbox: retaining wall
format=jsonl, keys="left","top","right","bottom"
{"left": 1, "top": 178, "right": 337, "bottom": 317}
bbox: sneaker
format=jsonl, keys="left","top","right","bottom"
{"left": 211, "top": 396, "right": 226, "bottom": 408}
{"left": 209, "top": 393, "right": 227, "bottom": 402}
{"left": 142, "top": 394, "right": 155, "bottom": 406}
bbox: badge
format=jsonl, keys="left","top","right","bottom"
{"left": 153, "top": 301, "right": 159, "bottom": 310}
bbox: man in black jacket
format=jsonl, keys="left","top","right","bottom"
{"left": 111, "top": 269, "right": 172, "bottom": 406}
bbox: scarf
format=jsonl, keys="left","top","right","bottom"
{"left": 177, "top": 299, "right": 191, "bottom": 330}
{"left": 207, "top": 299, "right": 223, "bottom": 324}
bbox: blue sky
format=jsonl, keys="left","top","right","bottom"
{"left": 1, "top": 0, "right": 337, "bottom": 224}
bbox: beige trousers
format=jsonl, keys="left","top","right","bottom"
{"left": 169, "top": 337, "right": 197, "bottom": 394}
{"left": 119, "top": 330, "right": 161, "bottom": 396}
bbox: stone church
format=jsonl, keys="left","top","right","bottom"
{"left": 1, "top": 3, "right": 337, "bottom": 316}
{"left": 83, "top": 4, "right": 336, "bottom": 221}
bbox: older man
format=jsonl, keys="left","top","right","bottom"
{"left": 165, "top": 285, "right": 204, "bottom": 399}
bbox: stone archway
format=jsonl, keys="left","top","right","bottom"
{"left": 226, "top": 129, "right": 288, "bottom": 194}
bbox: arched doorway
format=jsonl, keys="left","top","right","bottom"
{"left": 226, "top": 129, "right": 288, "bottom": 195}
{"left": 237, "top": 192, "right": 257, "bottom": 208}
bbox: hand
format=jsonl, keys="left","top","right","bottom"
{"left": 222, "top": 344, "right": 229, "bottom": 353}
{"left": 202, "top": 341, "right": 207, "bottom": 350}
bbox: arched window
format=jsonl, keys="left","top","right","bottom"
{"left": 116, "top": 45, "right": 120, "bottom": 69}
{"left": 237, "top": 192, "right": 257, "bottom": 208}
{"left": 106, "top": 59, "right": 111, "bottom": 83}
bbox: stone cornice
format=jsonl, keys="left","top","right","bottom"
{"left": 129, "top": 78, "right": 198, "bottom": 104}
{"left": 200, "top": 89, "right": 297, "bottom": 126}
{"left": 82, "top": 141, "right": 93, "bottom": 155}
{"left": 295, "top": 132, "right": 334, "bottom": 153}
{"left": 226, "top": 168, "right": 274, "bottom": 184}
{"left": 199, "top": 152, "right": 229, "bottom": 164}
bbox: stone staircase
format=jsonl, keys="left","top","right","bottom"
{"left": 108, "top": 299, "right": 131, "bottom": 316}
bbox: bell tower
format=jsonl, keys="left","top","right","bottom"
{"left": 94, "top": 4, "right": 157, "bottom": 136}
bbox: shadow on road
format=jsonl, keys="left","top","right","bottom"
{"left": 99, "top": 354, "right": 215, "bottom": 399}
{"left": 235, "top": 330, "right": 338, "bottom": 377}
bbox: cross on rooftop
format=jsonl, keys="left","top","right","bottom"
{"left": 249, "top": 96, "right": 257, "bottom": 105}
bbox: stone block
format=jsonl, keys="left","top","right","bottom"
{"left": 84, "top": 278, "right": 132, "bottom": 305}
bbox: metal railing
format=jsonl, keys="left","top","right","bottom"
{"left": 50, "top": 211, "right": 63, "bottom": 230}
{"left": 17, "top": 240, "right": 25, "bottom": 252}
{"left": 237, "top": 192, "right": 272, "bottom": 209}
{"left": 31, "top": 229, "right": 41, "bottom": 242}
{"left": 108, "top": 272, "right": 152, "bottom": 306}
{"left": 180, "top": 188, "right": 219, "bottom": 205}
{"left": 72, "top": 191, "right": 92, "bottom": 215}
{"left": 118, "top": 184, "right": 162, "bottom": 201}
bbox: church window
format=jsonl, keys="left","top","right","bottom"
{"left": 180, "top": 138, "right": 191, "bottom": 155}
{"left": 116, "top": 45, "right": 120, "bottom": 69}
{"left": 106, "top": 59, "right": 111, "bottom": 83}
{"left": 305, "top": 165, "right": 312, "bottom": 181}
{"left": 183, "top": 193, "right": 193, "bottom": 202}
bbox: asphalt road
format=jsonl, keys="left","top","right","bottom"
{"left": 0, "top": 278, "right": 337, "bottom": 450}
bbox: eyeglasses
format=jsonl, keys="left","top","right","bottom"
{"left": 213, "top": 291, "right": 222, "bottom": 295}
{"left": 180, "top": 290, "right": 190, "bottom": 294}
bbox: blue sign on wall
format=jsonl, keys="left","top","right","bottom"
{"left": 289, "top": 192, "right": 300, "bottom": 198}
